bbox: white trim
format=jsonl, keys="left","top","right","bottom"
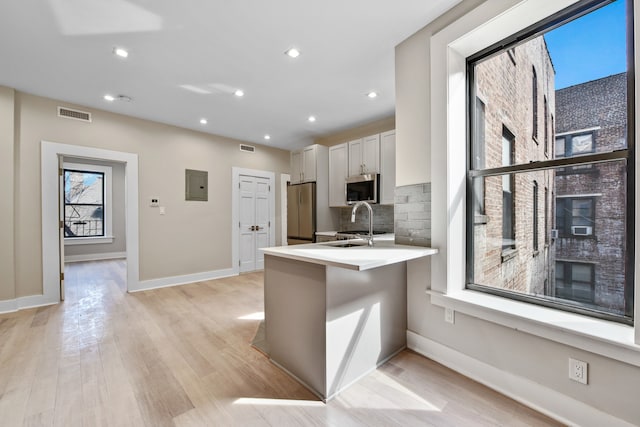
{"left": 62, "top": 161, "right": 113, "bottom": 240}
{"left": 64, "top": 236, "right": 114, "bottom": 245}
{"left": 231, "top": 167, "right": 276, "bottom": 275}
{"left": 130, "top": 268, "right": 236, "bottom": 292}
{"left": 555, "top": 126, "right": 601, "bottom": 137}
{"left": 407, "top": 331, "right": 636, "bottom": 427}
{"left": 41, "top": 141, "right": 139, "bottom": 301}
{"left": 0, "top": 295, "right": 58, "bottom": 315}
{"left": 429, "top": 290, "right": 640, "bottom": 367}
{"left": 281, "top": 173, "right": 290, "bottom": 245}
{"left": 64, "top": 251, "right": 126, "bottom": 263}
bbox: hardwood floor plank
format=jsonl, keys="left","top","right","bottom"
{"left": 0, "top": 260, "right": 563, "bottom": 426}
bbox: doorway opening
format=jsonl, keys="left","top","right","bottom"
{"left": 41, "top": 141, "right": 139, "bottom": 304}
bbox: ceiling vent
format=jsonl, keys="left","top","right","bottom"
{"left": 239, "top": 144, "right": 255, "bottom": 153}
{"left": 58, "top": 106, "right": 92, "bottom": 123}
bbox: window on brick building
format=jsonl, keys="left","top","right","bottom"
{"left": 502, "top": 128, "right": 515, "bottom": 252}
{"left": 555, "top": 132, "right": 595, "bottom": 157}
{"left": 533, "top": 181, "right": 539, "bottom": 251}
{"left": 555, "top": 261, "right": 595, "bottom": 304}
{"left": 556, "top": 197, "right": 595, "bottom": 237}
{"left": 532, "top": 66, "right": 539, "bottom": 141}
{"left": 467, "top": 0, "right": 633, "bottom": 324}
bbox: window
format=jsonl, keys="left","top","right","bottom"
{"left": 63, "top": 162, "right": 113, "bottom": 243}
{"left": 532, "top": 66, "right": 538, "bottom": 141}
{"left": 533, "top": 181, "right": 539, "bottom": 252}
{"left": 555, "top": 261, "right": 595, "bottom": 304}
{"left": 502, "top": 128, "right": 515, "bottom": 252}
{"left": 472, "top": 98, "right": 486, "bottom": 216}
{"left": 544, "top": 96, "right": 549, "bottom": 155}
{"left": 467, "top": 0, "right": 632, "bottom": 323}
{"left": 555, "top": 132, "right": 595, "bottom": 157}
{"left": 556, "top": 197, "right": 595, "bottom": 237}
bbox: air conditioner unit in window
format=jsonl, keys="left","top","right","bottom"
{"left": 571, "top": 226, "right": 592, "bottom": 236}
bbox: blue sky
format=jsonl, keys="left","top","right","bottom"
{"left": 544, "top": 0, "right": 626, "bottom": 89}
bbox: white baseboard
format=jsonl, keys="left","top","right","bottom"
{"left": 130, "top": 268, "right": 237, "bottom": 292}
{"left": 64, "top": 251, "right": 126, "bottom": 263}
{"left": 0, "top": 294, "right": 59, "bottom": 314}
{"left": 407, "top": 331, "right": 634, "bottom": 427}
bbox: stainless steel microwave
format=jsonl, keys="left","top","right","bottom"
{"left": 346, "top": 174, "right": 379, "bottom": 204}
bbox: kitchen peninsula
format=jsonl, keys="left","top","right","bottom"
{"left": 262, "top": 240, "right": 438, "bottom": 401}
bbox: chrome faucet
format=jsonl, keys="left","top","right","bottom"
{"left": 351, "top": 201, "right": 374, "bottom": 246}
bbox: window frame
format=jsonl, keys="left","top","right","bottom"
{"left": 465, "top": 0, "right": 633, "bottom": 324}
{"left": 63, "top": 162, "right": 114, "bottom": 245}
{"left": 429, "top": 0, "right": 640, "bottom": 365}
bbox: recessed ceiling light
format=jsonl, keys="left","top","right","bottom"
{"left": 264, "top": 135, "right": 271, "bottom": 140}
{"left": 367, "top": 91, "right": 378, "bottom": 99}
{"left": 234, "top": 89, "right": 244, "bottom": 97}
{"left": 113, "top": 47, "right": 129, "bottom": 58}
{"left": 104, "top": 94, "right": 115, "bottom": 101}
{"left": 285, "top": 48, "right": 300, "bottom": 58}
{"left": 308, "top": 116, "right": 316, "bottom": 122}
{"left": 200, "top": 118, "right": 207, "bottom": 125}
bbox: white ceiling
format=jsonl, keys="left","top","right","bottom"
{"left": 0, "top": 0, "right": 460, "bottom": 151}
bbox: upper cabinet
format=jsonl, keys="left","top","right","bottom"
{"left": 291, "top": 145, "right": 319, "bottom": 184}
{"left": 348, "top": 134, "right": 380, "bottom": 176}
{"left": 379, "top": 130, "right": 396, "bottom": 205}
{"left": 328, "top": 143, "right": 348, "bottom": 207}
{"left": 328, "top": 130, "right": 395, "bottom": 206}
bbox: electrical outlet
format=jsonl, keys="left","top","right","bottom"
{"left": 445, "top": 307, "right": 455, "bottom": 324}
{"left": 569, "top": 358, "right": 588, "bottom": 384}
{"left": 150, "top": 198, "right": 159, "bottom": 207}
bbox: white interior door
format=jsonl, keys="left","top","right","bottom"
{"left": 58, "top": 155, "right": 65, "bottom": 301}
{"left": 239, "top": 175, "right": 271, "bottom": 272}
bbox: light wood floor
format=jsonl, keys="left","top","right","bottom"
{"left": 0, "top": 259, "right": 563, "bottom": 427}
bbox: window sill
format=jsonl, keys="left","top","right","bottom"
{"left": 428, "top": 289, "right": 640, "bottom": 367}
{"left": 64, "top": 236, "right": 114, "bottom": 246}
{"left": 501, "top": 248, "right": 517, "bottom": 262}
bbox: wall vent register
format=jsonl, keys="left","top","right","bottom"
{"left": 57, "top": 106, "right": 92, "bottom": 123}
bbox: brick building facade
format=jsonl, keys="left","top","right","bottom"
{"left": 553, "top": 73, "right": 627, "bottom": 315}
{"left": 472, "top": 36, "right": 555, "bottom": 295}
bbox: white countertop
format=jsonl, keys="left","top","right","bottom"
{"left": 262, "top": 239, "right": 438, "bottom": 271}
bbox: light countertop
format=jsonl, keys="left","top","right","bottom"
{"left": 262, "top": 239, "right": 438, "bottom": 271}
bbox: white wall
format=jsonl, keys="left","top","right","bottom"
{"left": 6, "top": 90, "right": 290, "bottom": 299}
{"left": 0, "top": 87, "right": 15, "bottom": 302}
{"left": 396, "top": 0, "right": 640, "bottom": 425}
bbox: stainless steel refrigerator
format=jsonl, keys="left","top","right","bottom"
{"left": 287, "top": 182, "right": 316, "bottom": 245}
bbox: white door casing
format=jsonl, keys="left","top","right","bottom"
{"left": 58, "top": 155, "right": 65, "bottom": 301}
{"left": 232, "top": 167, "right": 275, "bottom": 274}
{"left": 42, "top": 141, "right": 139, "bottom": 303}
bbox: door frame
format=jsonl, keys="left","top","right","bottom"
{"left": 42, "top": 141, "right": 139, "bottom": 302}
{"left": 280, "top": 173, "right": 290, "bottom": 245}
{"left": 231, "top": 167, "right": 275, "bottom": 274}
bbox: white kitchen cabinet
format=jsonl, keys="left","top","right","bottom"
{"left": 328, "top": 143, "right": 348, "bottom": 207}
{"left": 380, "top": 130, "right": 396, "bottom": 205}
{"left": 348, "top": 134, "right": 380, "bottom": 176}
{"left": 291, "top": 145, "right": 318, "bottom": 183}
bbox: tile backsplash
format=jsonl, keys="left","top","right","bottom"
{"left": 394, "top": 183, "right": 431, "bottom": 247}
{"left": 338, "top": 204, "right": 394, "bottom": 233}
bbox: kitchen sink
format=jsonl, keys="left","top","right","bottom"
{"left": 322, "top": 242, "right": 368, "bottom": 248}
